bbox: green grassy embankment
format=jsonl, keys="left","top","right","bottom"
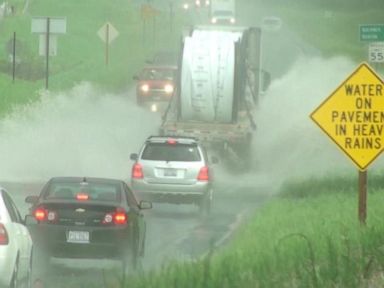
{"left": 125, "top": 173, "right": 384, "bottom": 288}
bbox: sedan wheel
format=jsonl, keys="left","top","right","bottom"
{"left": 121, "top": 236, "right": 140, "bottom": 278}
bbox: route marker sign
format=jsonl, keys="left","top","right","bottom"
{"left": 310, "top": 63, "right": 384, "bottom": 171}
{"left": 369, "top": 42, "right": 384, "bottom": 63}
{"left": 360, "top": 24, "right": 384, "bottom": 42}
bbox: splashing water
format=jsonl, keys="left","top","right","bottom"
{"left": 0, "top": 82, "right": 159, "bottom": 182}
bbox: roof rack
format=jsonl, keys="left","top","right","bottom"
{"left": 146, "top": 135, "right": 199, "bottom": 143}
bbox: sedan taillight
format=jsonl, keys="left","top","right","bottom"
{"left": 103, "top": 208, "right": 128, "bottom": 225}
{"left": 132, "top": 163, "right": 144, "bottom": 179}
{"left": 0, "top": 223, "right": 9, "bottom": 245}
{"left": 197, "top": 166, "right": 209, "bottom": 181}
{"left": 34, "top": 208, "right": 47, "bottom": 221}
{"left": 34, "top": 207, "right": 58, "bottom": 222}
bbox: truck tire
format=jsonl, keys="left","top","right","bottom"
{"left": 235, "top": 134, "right": 253, "bottom": 171}
{"left": 199, "top": 189, "right": 213, "bottom": 216}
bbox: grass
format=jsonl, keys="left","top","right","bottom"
{"left": 124, "top": 171, "right": 384, "bottom": 287}
{"left": 0, "top": 0, "right": 184, "bottom": 117}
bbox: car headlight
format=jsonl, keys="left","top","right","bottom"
{"left": 211, "top": 18, "right": 217, "bottom": 24}
{"left": 164, "top": 84, "right": 174, "bottom": 94}
{"left": 183, "top": 3, "right": 189, "bottom": 9}
{"left": 195, "top": 0, "right": 201, "bottom": 6}
{"left": 230, "top": 18, "right": 236, "bottom": 24}
{"left": 140, "top": 84, "right": 149, "bottom": 92}
{"left": 205, "top": 0, "right": 210, "bottom": 5}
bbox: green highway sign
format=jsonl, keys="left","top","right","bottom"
{"left": 360, "top": 24, "right": 384, "bottom": 42}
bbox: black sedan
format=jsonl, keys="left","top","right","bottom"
{"left": 25, "top": 177, "right": 151, "bottom": 275}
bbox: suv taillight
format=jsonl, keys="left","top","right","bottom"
{"left": 103, "top": 208, "right": 128, "bottom": 225}
{"left": 0, "top": 223, "right": 9, "bottom": 245}
{"left": 197, "top": 166, "right": 209, "bottom": 181}
{"left": 132, "top": 163, "right": 144, "bottom": 179}
{"left": 34, "top": 207, "right": 58, "bottom": 222}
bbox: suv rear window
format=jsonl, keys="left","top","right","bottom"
{"left": 141, "top": 143, "right": 201, "bottom": 162}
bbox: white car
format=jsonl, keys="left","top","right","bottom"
{"left": 0, "top": 187, "right": 33, "bottom": 288}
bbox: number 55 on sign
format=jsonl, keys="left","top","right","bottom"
{"left": 369, "top": 42, "right": 384, "bottom": 63}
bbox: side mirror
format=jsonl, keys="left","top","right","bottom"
{"left": 24, "top": 215, "right": 38, "bottom": 225}
{"left": 211, "top": 156, "right": 219, "bottom": 164}
{"left": 139, "top": 200, "right": 152, "bottom": 210}
{"left": 25, "top": 195, "right": 39, "bottom": 204}
{"left": 130, "top": 153, "right": 138, "bottom": 161}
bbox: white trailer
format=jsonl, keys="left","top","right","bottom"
{"left": 161, "top": 26, "right": 269, "bottom": 170}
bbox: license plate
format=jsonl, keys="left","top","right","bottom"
{"left": 164, "top": 169, "right": 177, "bottom": 177}
{"left": 67, "top": 231, "right": 89, "bottom": 243}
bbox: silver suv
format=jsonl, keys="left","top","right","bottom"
{"left": 130, "top": 136, "right": 218, "bottom": 214}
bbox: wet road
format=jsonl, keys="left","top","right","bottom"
{"left": 4, "top": 172, "right": 271, "bottom": 287}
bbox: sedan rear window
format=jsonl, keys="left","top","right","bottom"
{"left": 45, "top": 182, "right": 121, "bottom": 202}
{"left": 141, "top": 143, "right": 201, "bottom": 162}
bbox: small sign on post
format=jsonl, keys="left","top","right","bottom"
{"left": 310, "top": 63, "right": 384, "bottom": 224}
{"left": 368, "top": 42, "right": 384, "bottom": 63}
{"left": 31, "top": 16, "right": 66, "bottom": 89}
{"left": 97, "top": 22, "right": 119, "bottom": 66}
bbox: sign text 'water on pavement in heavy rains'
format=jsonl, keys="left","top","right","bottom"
{"left": 310, "top": 63, "right": 384, "bottom": 171}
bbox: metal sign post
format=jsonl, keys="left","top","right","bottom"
{"left": 12, "top": 32, "right": 16, "bottom": 82}
{"left": 97, "top": 22, "right": 119, "bottom": 66}
{"left": 169, "top": 1, "right": 174, "bottom": 33}
{"left": 31, "top": 16, "right": 66, "bottom": 90}
{"left": 105, "top": 23, "right": 109, "bottom": 65}
{"left": 140, "top": 4, "right": 158, "bottom": 46}
{"left": 358, "top": 170, "right": 367, "bottom": 224}
{"left": 311, "top": 63, "right": 384, "bottom": 225}
{"left": 45, "top": 17, "right": 50, "bottom": 89}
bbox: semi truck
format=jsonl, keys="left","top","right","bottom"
{"left": 160, "top": 25, "right": 269, "bottom": 170}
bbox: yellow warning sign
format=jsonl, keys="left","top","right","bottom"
{"left": 311, "top": 63, "right": 384, "bottom": 170}
{"left": 140, "top": 4, "right": 158, "bottom": 20}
